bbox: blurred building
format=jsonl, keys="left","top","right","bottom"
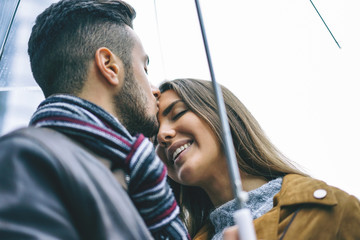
{"left": 0, "top": 0, "right": 58, "bottom": 136}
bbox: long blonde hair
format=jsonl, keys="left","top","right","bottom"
{"left": 159, "top": 78, "right": 306, "bottom": 237}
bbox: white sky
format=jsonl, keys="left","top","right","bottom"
{"left": 2, "top": 0, "right": 359, "bottom": 199}
{"left": 131, "top": 0, "right": 360, "bottom": 199}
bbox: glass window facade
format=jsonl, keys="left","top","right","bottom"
{"left": 0, "top": 0, "right": 58, "bottom": 135}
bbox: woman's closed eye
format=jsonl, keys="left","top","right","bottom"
{"left": 172, "top": 109, "right": 188, "bottom": 120}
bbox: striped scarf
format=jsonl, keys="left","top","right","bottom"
{"left": 30, "top": 94, "right": 190, "bottom": 239}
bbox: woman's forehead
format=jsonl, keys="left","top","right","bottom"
{"left": 158, "top": 90, "right": 181, "bottom": 108}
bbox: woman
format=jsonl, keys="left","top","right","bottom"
{"left": 156, "top": 78, "right": 360, "bottom": 240}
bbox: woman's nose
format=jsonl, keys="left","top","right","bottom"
{"left": 157, "top": 127, "right": 176, "bottom": 147}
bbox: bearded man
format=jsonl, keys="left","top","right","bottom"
{"left": 0, "top": 1, "right": 189, "bottom": 239}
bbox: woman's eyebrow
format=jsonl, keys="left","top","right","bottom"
{"left": 162, "top": 100, "right": 183, "bottom": 117}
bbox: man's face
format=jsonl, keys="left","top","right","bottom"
{"left": 114, "top": 28, "right": 160, "bottom": 138}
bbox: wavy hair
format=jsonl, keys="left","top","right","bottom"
{"left": 159, "top": 78, "right": 306, "bottom": 238}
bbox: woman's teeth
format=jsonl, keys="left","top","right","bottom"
{"left": 172, "top": 143, "right": 191, "bottom": 161}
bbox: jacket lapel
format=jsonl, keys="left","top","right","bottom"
{"left": 254, "top": 174, "right": 338, "bottom": 240}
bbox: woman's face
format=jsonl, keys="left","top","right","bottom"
{"left": 156, "top": 89, "right": 227, "bottom": 187}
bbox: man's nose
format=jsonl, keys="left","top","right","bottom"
{"left": 151, "top": 85, "right": 161, "bottom": 100}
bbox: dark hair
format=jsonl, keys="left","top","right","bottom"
{"left": 28, "top": 0, "right": 136, "bottom": 97}
{"left": 159, "top": 78, "right": 307, "bottom": 237}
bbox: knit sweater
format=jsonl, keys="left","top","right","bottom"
{"left": 210, "top": 177, "right": 283, "bottom": 240}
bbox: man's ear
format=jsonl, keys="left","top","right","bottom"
{"left": 95, "top": 47, "right": 123, "bottom": 86}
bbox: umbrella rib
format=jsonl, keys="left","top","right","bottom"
{"left": 309, "top": 0, "right": 341, "bottom": 49}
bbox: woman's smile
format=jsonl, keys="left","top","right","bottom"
{"left": 157, "top": 89, "right": 226, "bottom": 186}
{"left": 172, "top": 142, "right": 192, "bottom": 164}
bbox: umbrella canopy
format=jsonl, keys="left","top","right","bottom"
{"left": 0, "top": 0, "right": 359, "bottom": 201}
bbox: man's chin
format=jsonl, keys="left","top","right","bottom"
{"left": 143, "top": 116, "right": 159, "bottom": 138}
{"left": 128, "top": 116, "right": 158, "bottom": 139}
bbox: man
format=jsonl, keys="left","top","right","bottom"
{"left": 0, "top": 0, "right": 189, "bottom": 239}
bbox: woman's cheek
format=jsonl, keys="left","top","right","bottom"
{"left": 156, "top": 146, "right": 178, "bottom": 181}
{"left": 167, "top": 169, "right": 178, "bottom": 182}
{"left": 156, "top": 145, "right": 168, "bottom": 164}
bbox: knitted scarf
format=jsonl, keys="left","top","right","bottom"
{"left": 29, "top": 94, "right": 190, "bottom": 240}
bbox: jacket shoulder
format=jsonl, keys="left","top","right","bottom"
{"left": 0, "top": 127, "right": 84, "bottom": 239}
{"left": 0, "top": 127, "right": 72, "bottom": 167}
{"left": 0, "top": 127, "right": 153, "bottom": 239}
{"left": 269, "top": 174, "right": 360, "bottom": 239}
{"left": 280, "top": 174, "right": 356, "bottom": 205}
{"left": 1, "top": 127, "right": 81, "bottom": 149}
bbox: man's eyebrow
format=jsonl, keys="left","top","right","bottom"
{"left": 145, "top": 55, "right": 149, "bottom": 65}
{"left": 162, "top": 100, "right": 183, "bottom": 117}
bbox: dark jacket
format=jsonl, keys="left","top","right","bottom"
{"left": 194, "top": 174, "right": 360, "bottom": 240}
{"left": 0, "top": 127, "right": 153, "bottom": 239}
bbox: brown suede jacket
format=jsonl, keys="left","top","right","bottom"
{"left": 194, "top": 174, "right": 360, "bottom": 240}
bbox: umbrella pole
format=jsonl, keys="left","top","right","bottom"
{"left": 194, "top": 1, "right": 256, "bottom": 239}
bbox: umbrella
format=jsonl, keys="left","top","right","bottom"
{"left": 191, "top": 0, "right": 340, "bottom": 239}
{"left": 0, "top": 0, "right": 359, "bottom": 228}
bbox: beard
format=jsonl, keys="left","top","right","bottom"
{"left": 113, "top": 66, "right": 159, "bottom": 138}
